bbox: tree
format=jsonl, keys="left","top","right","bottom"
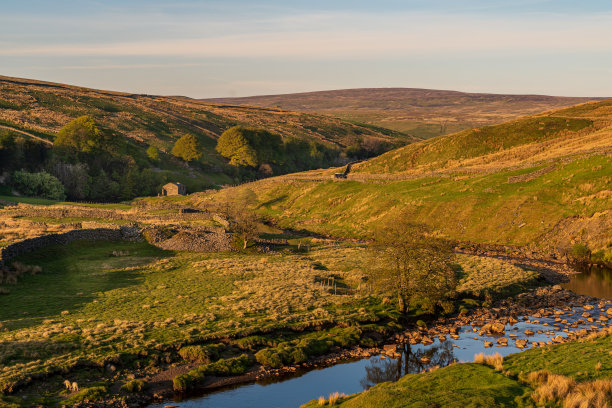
{"left": 223, "top": 188, "right": 260, "bottom": 249}
{"left": 171, "top": 134, "right": 203, "bottom": 162}
{"left": 216, "top": 126, "right": 283, "bottom": 168}
{"left": 49, "top": 162, "right": 90, "bottom": 200}
{"left": 368, "top": 211, "right": 457, "bottom": 315}
{"left": 55, "top": 116, "right": 103, "bottom": 153}
{"left": 146, "top": 145, "right": 160, "bottom": 162}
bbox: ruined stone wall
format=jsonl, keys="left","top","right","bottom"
{"left": 0, "top": 226, "right": 139, "bottom": 268}
{"left": 7, "top": 204, "right": 214, "bottom": 223}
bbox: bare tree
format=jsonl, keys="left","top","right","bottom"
{"left": 225, "top": 188, "right": 260, "bottom": 249}
{"left": 368, "top": 211, "right": 457, "bottom": 314}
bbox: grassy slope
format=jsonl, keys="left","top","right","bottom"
{"left": 205, "top": 88, "right": 605, "bottom": 139}
{"left": 303, "top": 333, "right": 612, "bottom": 408}
{"left": 302, "top": 363, "right": 531, "bottom": 408}
{"left": 188, "top": 99, "right": 612, "bottom": 252}
{"left": 0, "top": 76, "right": 412, "bottom": 176}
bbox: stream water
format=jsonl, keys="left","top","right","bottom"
{"left": 151, "top": 267, "right": 612, "bottom": 408}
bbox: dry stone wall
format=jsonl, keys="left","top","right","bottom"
{"left": 0, "top": 226, "right": 140, "bottom": 268}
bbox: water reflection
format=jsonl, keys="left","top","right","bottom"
{"left": 562, "top": 265, "right": 612, "bottom": 300}
{"left": 361, "top": 341, "right": 455, "bottom": 389}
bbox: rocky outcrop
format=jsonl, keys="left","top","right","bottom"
{"left": 143, "top": 227, "right": 233, "bottom": 252}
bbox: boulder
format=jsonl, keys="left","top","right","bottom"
{"left": 524, "top": 329, "right": 535, "bottom": 336}
{"left": 479, "top": 323, "right": 505, "bottom": 336}
{"left": 497, "top": 337, "right": 508, "bottom": 346}
{"left": 515, "top": 339, "right": 528, "bottom": 348}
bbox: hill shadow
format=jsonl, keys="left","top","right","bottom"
{"left": 0, "top": 240, "right": 172, "bottom": 330}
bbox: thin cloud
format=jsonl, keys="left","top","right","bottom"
{"left": 1, "top": 12, "right": 610, "bottom": 59}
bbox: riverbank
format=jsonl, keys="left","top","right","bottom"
{"left": 141, "top": 284, "right": 612, "bottom": 408}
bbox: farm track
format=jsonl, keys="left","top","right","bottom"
{"left": 0, "top": 125, "right": 53, "bottom": 145}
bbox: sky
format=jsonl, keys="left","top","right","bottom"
{"left": 1, "top": 0, "right": 612, "bottom": 98}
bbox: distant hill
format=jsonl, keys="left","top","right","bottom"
{"left": 0, "top": 76, "right": 415, "bottom": 198}
{"left": 205, "top": 88, "right": 606, "bottom": 139}
{"left": 188, "top": 98, "right": 612, "bottom": 256}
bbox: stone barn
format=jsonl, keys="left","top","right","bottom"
{"left": 161, "top": 182, "right": 187, "bottom": 196}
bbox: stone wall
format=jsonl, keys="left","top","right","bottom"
{"left": 0, "top": 226, "right": 140, "bottom": 268}
{"left": 7, "top": 204, "right": 215, "bottom": 223}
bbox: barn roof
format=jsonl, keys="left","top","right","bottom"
{"left": 163, "top": 182, "right": 184, "bottom": 188}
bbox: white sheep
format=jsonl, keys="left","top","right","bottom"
{"left": 64, "top": 380, "right": 79, "bottom": 392}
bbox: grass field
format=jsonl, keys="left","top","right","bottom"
{"left": 0, "top": 236, "right": 545, "bottom": 406}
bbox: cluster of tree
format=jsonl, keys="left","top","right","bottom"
{"left": 368, "top": 211, "right": 457, "bottom": 315}
{"left": 216, "top": 126, "right": 351, "bottom": 177}
{"left": 0, "top": 116, "right": 175, "bottom": 201}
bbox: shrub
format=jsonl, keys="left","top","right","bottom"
{"left": 65, "top": 386, "right": 107, "bottom": 404}
{"left": 173, "top": 354, "right": 254, "bottom": 392}
{"left": 12, "top": 170, "right": 65, "bottom": 200}
{"left": 200, "top": 354, "right": 254, "bottom": 376}
{"left": 173, "top": 373, "right": 195, "bottom": 392}
{"left": 473, "top": 353, "right": 503, "bottom": 371}
{"left": 255, "top": 348, "right": 285, "bottom": 369}
{"left": 121, "top": 379, "right": 147, "bottom": 393}
{"left": 298, "top": 338, "right": 331, "bottom": 356}
{"left": 233, "top": 335, "right": 279, "bottom": 351}
{"left": 570, "top": 243, "right": 590, "bottom": 263}
{"left": 332, "top": 327, "right": 361, "bottom": 348}
{"left": 146, "top": 145, "right": 160, "bottom": 162}
{"left": 178, "top": 343, "right": 224, "bottom": 364}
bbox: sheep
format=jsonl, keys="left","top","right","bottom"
{"left": 64, "top": 380, "right": 79, "bottom": 392}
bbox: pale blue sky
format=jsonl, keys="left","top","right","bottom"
{"left": 1, "top": 0, "right": 611, "bottom": 97}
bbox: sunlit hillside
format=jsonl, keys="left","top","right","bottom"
{"left": 185, "top": 99, "right": 612, "bottom": 254}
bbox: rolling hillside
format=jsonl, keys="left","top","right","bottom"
{"left": 0, "top": 76, "right": 413, "bottom": 176}
{"left": 185, "top": 99, "right": 612, "bottom": 255}
{"left": 206, "top": 88, "right": 605, "bottom": 139}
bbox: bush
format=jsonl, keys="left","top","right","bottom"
{"left": 202, "top": 354, "right": 254, "bottom": 376}
{"left": 570, "top": 243, "right": 591, "bottom": 263}
{"left": 178, "top": 343, "right": 224, "bottom": 364}
{"left": 255, "top": 348, "right": 285, "bottom": 369}
{"left": 173, "top": 354, "right": 254, "bottom": 392}
{"left": 121, "top": 379, "right": 147, "bottom": 393}
{"left": 173, "top": 373, "right": 195, "bottom": 392}
{"left": 146, "top": 145, "right": 160, "bottom": 162}
{"left": 12, "top": 170, "right": 66, "bottom": 200}
{"left": 65, "top": 386, "right": 107, "bottom": 404}
{"left": 232, "top": 335, "right": 279, "bottom": 351}
{"left": 298, "top": 338, "right": 331, "bottom": 357}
